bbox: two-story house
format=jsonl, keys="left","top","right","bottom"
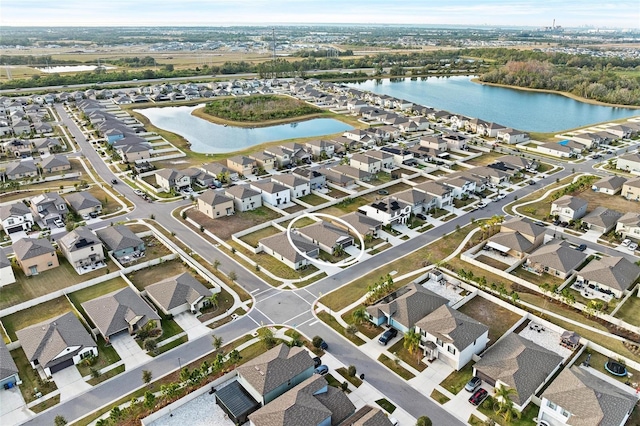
{"left": 616, "top": 153, "right": 640, "bottom": 174}
{"left": 13, "top": 237, "right": 59, "bottom": 276}
{"left": 550, "top": 196, "right": 588, "bottom": 223}
{"left": 350, "top": 153, "right": 382, "bottom": 174}
{"left": 0, "top": 202, "right": 34, "bottom": 234}
{"left": 226, "top": 155, "right": 256, "bottom": 176}
{"left": 30, "top": 192, "right": 67, "bottom": 225}
{"left": 58, "top": 226, "right": 105, "bottom": 273}
{"left": 154, "top": 168, "right": 191, "bottom": 193}
{"left": 225, "top": 185, "right": 263, "bottom": 212}
{"left": 414, "top": 181, "right": 452, "bottom": 209}
{"left": 358, "top": 197, "right": 411, "bottom": 226}
{"left": 250, "top": 180, "right": 291, "bottom": 207}
{"left": 270, "top": 174, "right": 311, "bottom": 199}
{"left": 616, "top": 212, "right": 640, "bottom": 242}
{"left": 621, "top": 176, "right": 640, "bottom": 201}
{"left": 291, "top": 167, "right": 326, "bottom": 190}
{"left": 197, "top": 189, "right": 235, "bottom": 219}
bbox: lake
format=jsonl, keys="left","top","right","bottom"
{"left": 347, "top": 76, "right": 639, "bottom": 132}
{"left": 135, "top": 104, "right": 353, "bottom": 153}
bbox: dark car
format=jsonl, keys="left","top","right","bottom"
{"left": 534, "top": 221, "right": 546, "bottom": 227}
{"left": 464, "top": 376, "right": 482, "bottom": 392}
{"left": 89, "top": 212, "right": 99, "bottom": 219}
{"left": 320, "top": 340, "right": 328, "bottom": 351}
{"left": 111, "top": 179, "right": 118, "bottom": 184}
{"left": 416, "top": 213, "right": 427, "bottom": 221}
{"left": 576, "top": 244, "right": 587, "bottom": 252}
{"left": 469, "top": 388, "right": 489, "bottom": 406}
{"left": 528, "top": 180, "right": 536, "bottom": 185}
{"left": 313, "top": 357, "right": 322, "bottom": 368}
{"left": 606, "top": 150, "right": 613, "bottom": 154}
{"left": 378, "top": 328, "right": 398, "bottom": 346}
{"left": 314, "top": 365, "right": 329, "bottom": 375}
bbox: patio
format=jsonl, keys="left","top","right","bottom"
{"left": 570, "top": 281, "right": 614, "bottom": 303}
{"left": 76, "top": 260, "right": 107, "bottom": 275}
{"left": 518, "top": 323, "right": 574, "bottom": 359}
{"left": 420, "top": 275, "right": 466, "bottom": 305}
{"left": 472, "top": 245, "right": 521, "bottom": 268}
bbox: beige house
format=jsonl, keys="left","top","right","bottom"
{"left": 486, "top": 217, "right": 546, "bottom": 259}
{"left": 621, "top": 177, "right": 640, "bottom": 201}
{"left": 117, "top": 143, "right": 151, "bottom": 163}
{"left": 616, "top": 212, "right": 640, "bottom": 242}
{"left": 197, "top": 189, "right": 235, "bottom": 219}
{"left": 13, "top": 237, "right": 59, "bottom": 276}
{"left": 226, "top": 155, "right": 256, "bottom": 176}
{"left": 225, "top": 185, "right": 262, "bottom": 212}
{"left": 57, "top": 226, "right": 104, "bottom": 272}
{"left": 616, "top": 153, "right": 640, "bottom": 174}
{"left": 350, "top": 153, "right": 382, "bottom": 174}
{"left": 146, "top": 272, "right": 216, "bottom": 316}
{"left": 40, "top": 155, "right": 71, "bottom": 174}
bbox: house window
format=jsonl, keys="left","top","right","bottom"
{"left": 436, "top": 338, "right": 443, "bottom": 347}
{"left": 447, "top": 346, "right": 456, "bottom": 355}
{"left": 47, "top": 262, "right": 53, "bottom": 267}
{"left": 561, "top": 409, "right": 570, "bottom": 417}
{"left": 7, "top": 219, "right": 14, "bottom": 225}
{"left": 91, "top": 246, "right": 94, "bottom": 251}
{"left": 547, "top": 400, "right": 557, "bottom": 410}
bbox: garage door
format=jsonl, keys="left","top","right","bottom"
{"left": 6, "top": 226, "right": 23, "bottom": 234}
{"left": 476, "top": 371, "right": 495, "bottom": 387}
{"left": 49, "top": 358, "right": 74, "bottom": 374}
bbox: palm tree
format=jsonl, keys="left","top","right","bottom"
{"left": 493, "top": 384, "right": 521, "bottom": 422}
{"left": 403, "top": 328, "right": 422, "bottom": 364}
{"left": 352, "top": 307, "right": 368, "bottom": 325}
{"left": 212, "top": 335, "right": 223, "bottom": 352}
{"left": 208, "top": 292, "right": 219, "bottom": 309}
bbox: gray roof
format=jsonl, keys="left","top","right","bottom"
{"left": 5, "top": 160, "right": 37, "bottom": 176}
{"left": 395, "top": 189, "right": 428, "bottom": 206}
{"left": 339, "top": 406, "right": 393, "bottom": 426}
{"left": 226, "top": 185, "right": 261, "bottom": 200}
{"left": 0, "top": 250, "right": 10, "bottom": 269}
{"left": 489, "top": 232, "right": 535, "bottom": 254}
{"left": 96, "top": 225, "right": 144, "bottom": 252}
{"left": 252, "top": 180, "right": 289, "bottom": 194}
{"left": 526, "top": 240, "right": 588, "bottom": 274}
{"left": 618, "top": 152, "right": 640, "bottom": 163}
{"left": 16, "top": 312, "right": 95, "bottom": 369}
{"left": 81, "top": 287, "right": 160, "bottom": 337}
{"left": 474, "top": 333, "right": 563, "bottom": 406}
{"left": 415, "top": 181, "right": 450, "bottom": 197}
{"left": 227, "top": 155, "right": 255, "bottom": 166}
{"left": 415, "top": 305, "right": 488, "bottom": 351}
{"left": 271, "top": 174, "right": 309, "bottom": 188}
{"left": 249, "top": 375, "right": 355, "bottom": 426}
{"left": 199, "top": 189, "right": 234, "bottom": 207}
{"left": 13, "top": 237, "right": 56, "bottom": 261}
{"left": 58, "top": 226, "right": 102, "bottom": 253}
{"left": 335, "top": 212, "right": 382, "bottom": 236}
{"left": 618, "top": 212, "right": 640, "bottom": 227}
{"left": 0, "top": 202, "right": 31, "bottom": 221}
{"left": 501, "top": 217, "right": 546, "bottom": 240}
{"left": 64, "top": 192, "right": 101, "bottom": 212}
{"left": 578, "top": 256, "right": 640, "bottom": 292}
{"left": 146, "top": 272, "right": 211, "bottom": 311}
{"left": 260, "top": 232, "right": 319, "bottom": 264}
{"left": 623, "top": 176, "right": 640, "bottom": 189}
{"left": 40, "top": 155, "right": 70, "bottom": 170}
{"left": 582, "top": 207, "right": 623, "bottom": 230}
{"left": 238, "top": 344, "right": 314, "bottom": 397}
{"left": 366, "top": 283, "right": 449, "bottom": 330}
{"left": 200, "top": 162, "right": 229, "bottom": 176}
{"left": 297, "top": 221, "right": 353, "bottom": 250}
{"left": 594, "top": 175, "right": 627, "bottom": 191}
{"left": 0, "top": 339, "right": 18, "bottom": 381}
{"left": 553, "top": 195, "right": 588, "bottom": 212}
{"left": 351, "top": 153, "right": 379, "bottom": 165}
{"left": 542, "top": 366, "right": 637, "bottom": 426}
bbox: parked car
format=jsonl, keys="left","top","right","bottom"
{"left": 468, "top": 388, "right": 489, "bottom": 406}
{"left": 576, "top": 244, "right": 587, "bottom": 252}
{"left": 388, "top": 417, "right": 399, "bottom": 426}
{"left": 495, "top": 193, "right": 506, "bottom": 201}
{"left": 477, "top": 201, "right": 489, "bottom": 209}
{"left": 111, "top": 179, "right": 118, "bottom": 184}
{"left": 416, "top": 213, "right": 427, "bottom": 221}
{"left": 89, "top": 212, "right": 99, "bottom": 219}
{"left": 528, "top": 180, "right": 536, "bottom": 185}
{"left": 313, "top": 357, "right": 322, "bottom": 368}
{"left": 606, "top": 150, "right": 613, "bottom": 154}
{"left": 134, "top": 189, "right": 145, "bottom": 196}
{"left": 378, "top": 328, "right": 398, "bottom": 346}
{"left": 630, "top": 242, "right": 638, "bottom": 251}
{"left": 464, "top": 376, "right": 482, "bottom": 392}
{"left": 622, "top": 239, "right": 631, "bottom": 247}
{"left": 314, "top": 365, "right": 328, "bottom": 375}
{"left": 320, "top": 340, "right": 329, "bottom": 351}
{"left": 81, "top": 213, "right": 91, "bottom": 220}
{"left": 53, "top": 219, "right": 65, "bottom": 228}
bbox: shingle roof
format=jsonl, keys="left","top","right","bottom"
{"left": 271, "top": 174, "right": 309, "bottom": 188}
{"left": 238, "top": 344, "right": 314, "bottom": 397}
{"left": 553, "top": 195, "right": 588, "bottom": 212}
{"left": 13, "top": 237, "right": 56, "bottom": 261}
{"left": 623, "top": 176, "right": 640, "bottom": 189}
{"left": 415, "top": 305, "right": 488, "bottom": 351}
{"left": 260, "top": 232, "right": 319, "bottom": 264}
{"left": 249, "top": 375, "right": 355, "bottom": 426}
{"left": 64, "top": 192, "right": 101, "bottom": 212}
{"left": 0, "top": 339, "right": 18, "bottom": 381}
{"left": 226, "top": 185, "right": 261, "bottom": 200}
{"left": 146, "top": 272, "right": 211, "bottom": 311}
{"left": 489, "top": 232, "right": 535, "bottom": 253}
{"left": 58, "top": 226, "right": 101, "bottom": 253}
{"left": 351, "top": 153, "right": 379, "bottom": 165}
{"left": 336, "top": 212, "right": 382, "bottom": 236}
{"left": 297, "top": 221, "right": 352, "bottom": 250}
{"left": 526, "top": 240, "right": 588, "bottom": 274}
{"left": 339, "top": 406, "right": 394, "bottom": 426}
{"left": 415, "top": 181, "right": 450, "bottom": 197}
{"left": 81, "top": 287, "right": 160, "bottom": 337}
{"left": 96, "top": 225, "right": 144, "bottom": 252}
{"left": 582, "top": 207, "right": 623, "bottom": 230}
{"left": 0, "top": 202, "right": 31, "bottom": 221}
{"left": 617, "top": 212, "right": 640, "bottom": 227}
{"left": 578, "top": 256, "right": 640, "bottom": 292}
{"left": 40, "top": 155, "right": 70, "bottom": 170}
{"left": 474, "top": 333, "right": 563, "bottom": 406}
{"left": 594, "top": 175, "right": 627, "bottom": 191}
{"left": 366, "top": 283, "right": 448, "bottom": 330}
{"left": 0, "top": 250, "right": 10, "bottom": 269}
{"left": 199, "top": 189, "right": 234, "bottom": 207}
{"left": 16, "top": 312, "right": 95, "bottom": 369}
{"left": 542, "top": 366, "right": 637, "bottom": 426}
{"left": 5, "top": 160, "right": 37, "bottom": 176}
{"left": 251, "top": 180, "right": 289, "bottom": 194}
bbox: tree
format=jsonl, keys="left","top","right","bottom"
{"left": 54, "top": 415, "right": 68, "bottom": 426}
{"left": 208, "top": 292, "right": 219, "bottom": 309}
{"left": 228, "top": 349, "right": 242, "bottom": 366}
{"left": 345, "top": 324, "right": 358, "bottom": 336}
{"left": 347, "top": 365, "right": 357, "bottom": 377}
{"left": 161, "top": 382, "right": 180, "bottom": 399}
{"left": 109, "top": 406, "right": 122, "bottom": 422}
{"left": 416, "top": 416, "right": 432, "bottom": 426}
{"left": 403, "top": 328, "right": 422, "bottom": 364}
{"left": 144, "top": 390, "right": 156, "bottom": 409}
{"left": 144, "top": 338, "right": 157, "bottom": 353}
{"left": 258, "top": 327, "right": 276, "bottom": 348}
{"left": 493, "top": 385, "right": 521, "bottom": 423}
{"left": 312, "top": 335, "right": 324, "bottom": 348}
{"left": 228, "top": 271, "right": 237, "bottom": 281}
{"left": 142, "top": 369, "right": 152, "bottom": 386}
{"left": 352, "top": 307, "right": 368, "bottom": 325}
{"left": 212, "top": 335, "right": 223, "bottom": 352}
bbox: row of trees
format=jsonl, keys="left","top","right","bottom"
{"left": 203, "top": 95, "right": 320, "bottom": 122}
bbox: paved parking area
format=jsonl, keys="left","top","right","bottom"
{"left": 443, "top": 381, "right": 492, "bottom": 424}
{"left": 0, "top": 387, "right": 32, "bottom": 425}
{"left": 174, "top": 312, "right": 211, "bottom": 340}
{"left": 52, "top": 366, "right": 91, "bottom": 401}
{"left": 110, "top": 333, "right": 152, "bottom": 370}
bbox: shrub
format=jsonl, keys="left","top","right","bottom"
{"left": 341, "top": 381, "right": 349, "bottom": 391}
{"left": 347, "top": 365, "right": 357, "bottom": 377}
{"left": 312, "top": 336, "right": 324, "bottom": 348}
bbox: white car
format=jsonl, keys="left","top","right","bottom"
{"left": 622, "top": 239, "right": 631, "bottom": 247}
{"left": 53, "top": 219, "right": 65, "bottom": 228}
{"left": 133, "top": 189, "right": 145, "bottom": 196}
{"left": 81, "top": 213, "right": 91, "bottom": 220}
{"left": 477, "top": 201, "right": 489, "bottom": 209}
{"left": 495, "top": 193, "right": 506, "bottom": 201}
{"left": 629, "top": 242, "right": 638, "bottom": 251}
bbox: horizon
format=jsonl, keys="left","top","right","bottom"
{"left": 2, "top": 0, "right": 639, "bottom": 29}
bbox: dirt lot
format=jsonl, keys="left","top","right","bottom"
{"left": 187, "top": 206, "right": 282, "bottom": 240}
{"left": 458, "top": 296, "right": 522, "bottom": 345}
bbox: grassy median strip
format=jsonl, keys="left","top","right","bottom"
{"left": 30, "top": 394, "right": 61, "bottom": 414}
{"left": 375, "top": 398, "right": 397, "bottom": 414}
{"left": 430, "top": 389, "right": 450, "bottom": 404}
{"left": 316, "top": 311, "right": 365, "bottom": 346}
{"left": 377, "top": 354, "right": 415, "bottom": 381}
{"left": 336, "top": 367, "right": 363, "bottom": 388}
{"left": 87, "top": 365, "right": 125, "bottom": 386}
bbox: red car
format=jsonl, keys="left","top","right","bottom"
{"left": 468, "top": 388, "right": 489, "bottom": 406}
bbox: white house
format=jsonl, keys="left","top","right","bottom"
{"left": 616, "top": 153, "right": 640, "bottom": 174}
{"left": 350, "top": 153, "right": 382, "bottom": 174}
{"left": 270, "top": 174, "right": 311, "bottom": 199}
{"left": 250, "top": 180, "right": 291, "bottom": 207}
{"left": 358, "top": 197, "right": 411, "bottom": 226}
{"left": 0, "top": 250, "right": 16, "bottom": 287}
{"left": 550, "top": 195, "right": 588, "bottom": 223}
{"left": 0, "top": 202, "right": 34, "bottom": 234}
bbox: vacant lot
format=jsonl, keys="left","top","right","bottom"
{"left": 458, "top": 296, "right": 521, "bottom": 345}
{"left": 2, "top": 297, "right": 75, "bottom": 341}
{"left": 188, "top": 206, "right": 282, "bottom": 240}
{"left": 465, "top": 151, "right": 504, "bottom": 166}
{"left": 127, "top": 259, "right": 201, "bottom": 290}
{"left": 385, "top": 182, "right": 412, "bottom": 194}
{"left": 316, "top": 193, "right": 378, "bottom": 217}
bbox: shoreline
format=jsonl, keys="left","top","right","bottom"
{"left": 190, "top": 106, "right": 331, "bottom": 128}
{"left": 470, "top": 77, "right": 640, "bottom": 110}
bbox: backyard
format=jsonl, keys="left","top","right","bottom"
{"left": 2, "top": 296, "right": 75, "bottom": 341}
{"left": 68, "top": 276, "right": 129, "bottom": 318}
{"left": 297, "top": 193, "right": 330, "bottom": 206}
{"left": 127, "top": 259, "right": 205, "bottom": 290}
{"left": 614, "top": 296, "right": 640, "bottom": 327}
{"left": 187, "top": 206, "right": 282, "bottom": 240}
{"left": 457, "top": 296, "right": 522, "bottom": 345}
{"left": 238, "top": 226, "right": 281, "bottom": 248}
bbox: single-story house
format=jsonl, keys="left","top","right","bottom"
{"left": 576, "top": 256, "right": 640, "bottom": 299}
{"left": 485, "top": 217, "right": 546, "bottom": 259}
{"left": 297, "top": 221, "right": 354, "bottom": 255}
{"left": 524, "top": 240, "right": 588, "bottom": 279}
{"left": 332, "top": 212, "right": 382, "bottom": 239}
{"left": 0, "top": 250, "right": 16, "bottom": 287}
{"left": 40, "top": 155, "right": 71, "bottom": 174}
{"left": 4, "top": 160, "right": 38, "bottom": 181}
{"left": 64, "top": 192, "right": 102, "bottom": 216}
{"left": 0, "top": 339, "right": 19, "bottom": 389}
{"left": 96, "top": 225, "right": 145, "bottom": 258}
{"left": 581, "top": 207, "right": 623, "bottom": 234}
{"left": 259, "top": 232, "right": 320, "bottom": 271}
{"left": 592, "top": 175, "right": 627, "bottom": 195}
{"left": 145, "top": 272, "right": 215, "bottom": 316}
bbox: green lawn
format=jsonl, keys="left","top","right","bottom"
{"left": 475, "top": 254, "right": 510, "bottom": 271}
{"left": 336, "top": 367, "right": 363, "bottom": 387}
{"left": 575, "top": 350, "right": 640, "bottom": 385}
{"left": 341, "top": 305, "right": 384, "bottom": 339}
{"left": 377, "top": 354, "right": 415, "bottom": 380}
{"left": 477, "top": 398, "right": 538, "bottom": 426}
{"left": 11, "top": 348, "right": 58, "bottom": 403}
{"left": 375, "top": 398, "right": 397, "bottom": 414}
{"left": 510, "top": 267, "right": 565, "bottom": 288}
{"left": 77, "top": 336, "right": 121, "bottom": 377}
{"left": 2, "top": 296, "right": 75, "bottom": 341}
{"left": 440, "top": 363, "right": 474, "bottom": 395}
{"left": 159, "top": 318, "right": 184, "bottom": 342}
{"left": 317, "top": 311, "right": 365, "bottom": 346}
{"left": 430, "top": 388, "right": 450, "bottom": 404}
{"left": 324, "top": 373, "right": 345, "bottom": 390}
{"left": 458, "top": 296, "right": 522, "bottom": 345}
{"left": 298, "top": 193, "right": 330, "bottom": 206}
{"left": 388, "top": 338, "right": 426, "bottom": 371}
{"left": 153, "top": 335, "right": 189, "bottom": 356}
{"left": 614, "top": 296, "right": 640, "bottom": 327}
{"left": 127, "top": 259, "right": 193, "bottom": 290}
{"left": 239, "top": 226, "right": 281, "bottom": 248}
{"left": 87, "top": 365, "right": 125, "bottom": 386}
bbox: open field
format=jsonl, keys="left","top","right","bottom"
{"left": 457, "top": 296, "right": 522, "bottom": 345}
{"left": 188, "top": 206, "right": 282, "bottom": 241}
{"left": 127, "top": 259, "right": 197, "bottom": 290}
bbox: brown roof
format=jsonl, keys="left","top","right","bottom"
{"left": 578, "top": 256, "right": 640, "bottom": 292}
{"left": 146, "top": 272, "right": 211, "bottom": 311}
{"left": 415, "top": 305, "right": 488, "bottom": 350}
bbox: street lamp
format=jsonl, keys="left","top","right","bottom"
{"left": 178, "top": 357, "right": 182, "bottom": 369}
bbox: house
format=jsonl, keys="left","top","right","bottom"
{"left": 180, "top": 168, "right": 216, "bottom": 188}
{"left": 16, "top": 312, "right": 97, "bottom": 377}
{"left": 250, "top": 181, "right": 291, "bottom": 207}
{"left": 486, "top": 217, "right": 546, "bottom": 259}
{"left": 571, "top": 132, "right": 603, "bottom": 149}
{"left": 33, "top": 137, "right": 62, "bottom": 155}
{"left": 442, "top": 176, "right": 476, "bottom": 199}
{"left": 616, "top": 212, "right": 640, "bottom": 242}
{"left": 145, "top": 272, "right": 215, "bottom": 316}
{"left": 271, "top": 174, "right": 311, "bottom": 199}
{"left": 350, "top": 153, "right": 382, "bottom": 174}
{"left": 81, "top": 287, "right": 161, "bottom": 343}
{"left": 581, "top": 207, "right": 623, "bottom": 234}
{"left": 0, "top": 339, "right": 19, "bottom": 389}
{"left": 13, "top": 237, "right": 59, "bottom": 276}
{"left": 197, "top": 189, "right": 234, "bottom": 219}
{"left": 524, "top": 240, "right": 588, "bottom": 279}
{"left": 538, "top": 141, "right": 583, "bottom": 158}
{"left": 40, "top": 155, "right": 70, "bottom": 174}
{"left": 332, "top": 164, "right": 373, "bottom": 182}
{"left": 616, "top": 153, "right": 640, "bottom": 174}
{"left": 263, "top": 146, "right": 293, "bottom": 168}
{"left": 414, "top": 181, "right": 453, "bottom": 209}
{"left": 576, "top": 256, "right": 640, "bottom": 299}
{"left": 237, "top": 344, "right": 315, "bottom": 405}
{"left": 259, "top": 232, "right": 320, "bottom": 271}
{"left": 248, "top": 152, "right": 276, "bottom": 171}
{"left": 248, "top": 375, "right": 355, "bottom": 426}
{"left": 226, "top": 155, "right": 257, "bottom": 176}
{"left": 154, "top": 168, "right": 191, "bottom": 193}
{"left": 30, "top": 192, "right": 67, "bottom": 225}
{"left": 473, "top": 333, "right": 564, "bottom": 411}
{"left": 4, "top": 160, "right": 38, "bottom": 180}
{"left": 470, "top": 166, "right": 511, "bottom": 186}
{"left": 0, "top": 202, "right": 34, "bottom": 234}
{"left": 64, "top": 192, "right": 102, "bottom": 216}
{"left": 291, "top": 168, "right": 325, "bottom": 191}
{"left": 339, "top": 406, "right": 395, "bottom": 426}
{"left": 592, "top": 175, "right": 627, "bottom": 195}
{"left": 0, "top": 250, "right": 16, "bottom": 287}
{"left": 96, "top": 225, "right": 145, "bottom": 258}
{"left": 225, "top": 185, "right": 263, "bottom": 212}
{"left": 3, "top": 139, "right": 32, "bottom": 157}
{"left": 621, "top": 176, "right": 640, "bottom": 201}
{"left": 318, "top": 168, "right": 356, "bottom": 187}
{"left": 117, "top": 143, "right": 151, "bottom": 163}
{"left": 358, "top": 197, "right": 411, "bottom": 226}
{"left": 420, "top": 136, "right": 448, "bottom": 151}
{"left": 332, "top": 212, "right": 382, "bottom": 239}
{"left": 366, "top": 283, "right": 448, "bottom": 333}
{"left": 58, "top": 226, "right": 104, "bottom": 271}
{"left": 415, "top": 305, "right": 488, "bottom": 370}
{"left": 497, "top": 128, "right": 530, "bottom": 144}
{"left": 550, "top": 196, "right": 588, "bottom": 223}
{"left": 365, "top": 150, "right": 395, "bottom": 169}
{"left": 305, "top": 139, "right": 335, "bottom": 158}
{"left": 297, "top": 221, "right": 354, "bottom": 255}
{"left": 537, "top": 366, "right": 637, "bottom": 426}
{"left": 497, "top": 155, "right": 537, "bottom": 172}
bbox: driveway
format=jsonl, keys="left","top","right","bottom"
{"left": 52, "top": 366, "right": 91, "bottom": 402}
{"left": 109, "top": 333, "right": 152, "bottom": 370}
{"left": 0, "top": 387, "right": 32, "bottom": 425}
{"left": 443, "top": 381, "right": 492, "bottom": 423}
{"left": 174, "top": 312, "right": 211, "bottom": 340}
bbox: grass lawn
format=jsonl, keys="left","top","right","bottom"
{"left": 239, "top": 226, "right": 281, "bottom": 247}
{"left": 228, "top": 240, "right": 319, "bottom": 280}
{"left": 440, "top": 363, "right": 474, "bottom": 395}
{"left": 336, "top": 367, "right": 363, "bottom": 388}
{"left": 0, "top": 256, "right": 118, "bottom": 310}
{"left": 68, "top": 277, "right": 128, "bottom": 319}
{"left": 326, "top": 187, "right": 349, "bottom": 199}
{"left": 614, "top": 296, "right": 640, "bottom": 327}
{"left": 2, "top": 296, "right": 74, "bottom": 341}
{"left": 87, "top": 365, "right": 125, "bottom": 386}
{"left": 190, "top": 253, "right": 252, "bottom": 302}
{"left": 30, "top": 394, "right": 60, "bottom": 413}
{"left": 458, "top": 296, "right": 522, "bottom": 345}
{"left": 430, "top": 388, "right": 450, "bottom": 404}
{"left": 475, "top": 254, "right": 510, "bottom": 270}
{"left": 477, "top": 398, "right": 538, "bottom": 426}
{"left": 77, "top": 336, "right": 121, "bottom": 377}
{"left": 320, "top": 224, "right": 477, "bottom": 311}
{"left": 86, "top": 186, "right": 122, "bottom": 215}
{"left": 385, "top": 182, "right": 412, "bottom": 194}
{"left": 505, "top": 174, "right": 576, "bottom": 216}
{"left": 575, "top": 350, "right": 640, "bottom": 385}
{"left": 378, "top": 354, "right": 415, "bottom": 381}
{"left": 466, "top": 151, "right": 504, "bottom": 166}
{"left": 388, "top": 338, "right": 427, "bottom": 371}
{"left": 298, "top": 193, "right": 329, "bottom": 206}
{"left": 324, "top": 373, "right": 345, "bottom": 390}
{"left": 127, "top": 259, "right": 193, "bottom": 290}
{"left": 11, "top": 348, "right": 58, "bottom": 403}
{"left": 153, "top": 335, "right": 189, "bottom": 356}
{"left": 375, "top": 397, "right": 397, "bottom": 414}
{"left": 341, "top": 305, "right": 384, "bottom": 339}
{"left": 197, "top": 288, "right": 237, "bottom": 322}
{"left": 317, "top": 195, "right": 375, "bottom": 217}
{"left": 159, "top": 318, "right": 184, "bottom": 342}
{"left": 317, "top": 311, "right": 365, "bottom": 346}
{"left": 280, "top": 216, "right": 317, "bottom": 229}
{"left": 292, "top": 272, "right": 327, "bottom": 288}
{"left": 510, "top": 267, "right": 565, "bottom": 288}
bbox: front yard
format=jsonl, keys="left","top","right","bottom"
{"left": 11, "top": 348, "right": 58, "bottom": 404}
{"left": 388, "top": 337, "right": 427, "bottom": 371}
{"left": 440, "top": 363, "right": 474, "bottom": 395}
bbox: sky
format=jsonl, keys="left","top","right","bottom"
{"left": 3, "top": 0, "right": 639, "bottom": 28}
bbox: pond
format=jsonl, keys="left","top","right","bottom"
{"left": 347, "top": 76, "right": 639, "bottom": 132}
{"left": 135, "top": 104, "right": 353, "bottom": 153}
